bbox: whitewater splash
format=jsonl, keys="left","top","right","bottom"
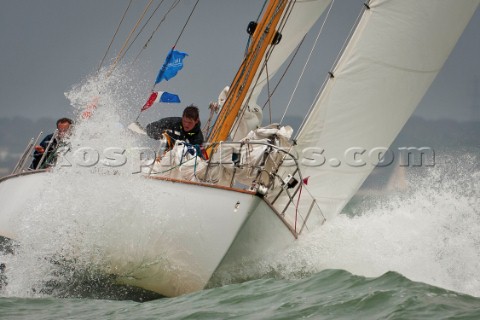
{"left": 247, "top": 151, "right": 479, "bottom": 297}
{"left": 0, "top": 65, "right": 176, "bottom": 298}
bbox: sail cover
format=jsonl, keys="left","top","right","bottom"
{"left": 292, "top": 0, "right": 479, "bottom": 220}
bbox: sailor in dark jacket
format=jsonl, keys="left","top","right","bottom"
{"left": 146, "top": 105, "right": 204, "bottom": 146}
{"left": 30, "top": 117, "right": 73, "bottom": 169}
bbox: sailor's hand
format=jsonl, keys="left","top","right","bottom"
{"left": 34, "top": 145, "right": 45, "bottom": 153}
{"left": 209, "top": 102, "right": 219, "bottom": 112}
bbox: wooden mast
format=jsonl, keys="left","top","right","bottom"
{"left": 207, "top": 0, "right": 288, "bottom": 152}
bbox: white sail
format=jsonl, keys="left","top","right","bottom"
{"left": 232, "top": 0, "right": 332, "bottom": 140}
{"left": 293, "top": 0, "right": 479, "bottom": 219}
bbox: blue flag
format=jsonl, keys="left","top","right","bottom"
{"left": 155, "top": 49, "right": 188, "bottom": 84}
{"left": 157, "top": 91, "right": 180, "bottom": 103}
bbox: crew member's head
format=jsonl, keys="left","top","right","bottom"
{"left": 182, "top": 105, "right": 199, "bottom": 132}
{"left": 56, "top": 117, "right": 73, "bottom": 138}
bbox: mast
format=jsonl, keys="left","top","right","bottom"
{"left": 207, "top": 0, "right": 289, "bottom": 149}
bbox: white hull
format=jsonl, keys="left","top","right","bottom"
{"left": 0, "top": 171, "right": 295, "bottom": 297}
{"left": 0, "top": 171, "right": 48, "bottom": 240}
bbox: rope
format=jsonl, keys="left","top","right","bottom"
{"left": 330, "top": 0, "right": 365, "bottom": 75}
{"left": 212, "top": 0, "right": 289, "bottom": 141}
{"left": 97, "top": 0, "right": 133, "bottom": 73}
{"left": 202, "top": 102, "right": 220, "bottom": 137}
{"left": 173, "top": 0, "right": 200, "bottom": 48}
{"left": 280, "top": 0, "right": 335, "bottom": 123}
{"left": 258, "top": 0, "right": 299, "bottom": 113}
{"left": 133, "top": 0, "right": 182, "bottom": 64}
{"left": 119, "top": 0, "right": 167, "bottom": 66}
{"left": 151, "top": 157, "right": 191, "bottom": 175}
{"left": 107, "top": 0, "right": 155, "bottom": 76}
{"left": 150, "top": 143, "right": 200, "bottom": 175}
{"left": 295, "top": 0, "right": 365, "bottom": 137}
{"left": 265, "top": 63, "right": 272, "bottom": 124}
{"left": 245, "top": 0, "right": 269, "bottom": 56}
{"left": 134, "top": 0, "right": 199, "bottom": 122}
{"left": 261, "top": 36, "right": 304, "bottom": 111}
{"left": 230, "top": 0, "right": 295, "bottom": 139}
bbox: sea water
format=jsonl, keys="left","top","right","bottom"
{"left": 1, "top": 67, "right": 479, "bottom": 319}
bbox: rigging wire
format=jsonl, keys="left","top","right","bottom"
{"left": 97, "top": 0, "right": 133, "bottom": 73}
{"left": 230, "top": 0, "right": 295, "bottom": 139}
{"left": 173, "top": 0, "right": 200, "bottom": 48}
{"left": 295, "top": 0, "right": 366, "bottom": 136}
{"left": 132, "top": 0, "right": 182, "bottom": 64}
{"left": 226, "top": 0, "right": 290, "bottom": 139}
{"left": 260, "top": 0, "right": 300, "bottom": 123}
{"left": 331, "top": 0, "right": 366, "bottom": 71}
{"left": 280, "top": 0, "right": 335, "bottom": 124}
{"left": 261, "top": 36, "right": 305, "bottom": 111}
{"left": 265, "top": 63, "right": 272, "bottom": 124}
{"left": 107, "top": 0, "right": 155, "bottom": 76}
{"left": 132, "top": 0, "right": 200, "bottom": 122}
{"left": 245, "top": 0, "right": 269, "bottom": 56}
{"left": 118, "top": 0, "right": 168, "bottom": 66}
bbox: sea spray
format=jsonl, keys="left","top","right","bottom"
{"left": 1, "top": 64, "right": 173, "bottom": 297}
{"left": 210, "top": 150, "right": 480, "bottom": 297}
{"left": 63, "top": 64, "right": 156, "bottom": 176}
{"left": 285, "top": 151, "right": 478, "bottom": 297}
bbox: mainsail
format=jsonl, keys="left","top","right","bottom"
{"left": 293, "top": 0, "right": 479, "bottom": 219}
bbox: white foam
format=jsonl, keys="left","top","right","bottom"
{"left": 1, "top": 65, "right": 167, "bottom": 297}
{"left": 268, "top": 152, "right": 480, "bottom": 297}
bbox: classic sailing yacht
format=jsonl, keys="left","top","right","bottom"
{"left": 0, "top": 0, "right": 478, "bottom": 297}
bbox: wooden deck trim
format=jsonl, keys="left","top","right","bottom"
{"left": 147, "top": 175, "right": 257, "bottom": 195}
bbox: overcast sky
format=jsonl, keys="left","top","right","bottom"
{"left": 1, "top": 0, "right": 479, "bottom": 124}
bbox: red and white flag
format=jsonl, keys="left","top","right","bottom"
{"left": 141, "top": 91, "right": 180, "bottom": 112}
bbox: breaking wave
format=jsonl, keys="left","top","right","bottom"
{"left": 216, "top": 150, "right": 479, "bottom": 297}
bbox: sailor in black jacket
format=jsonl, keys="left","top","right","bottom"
{"left": 146, "top": 105, "right": 204, "bottom": 146}
{"left": 30, "top": 117, "right": 73, "bottom": 169}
